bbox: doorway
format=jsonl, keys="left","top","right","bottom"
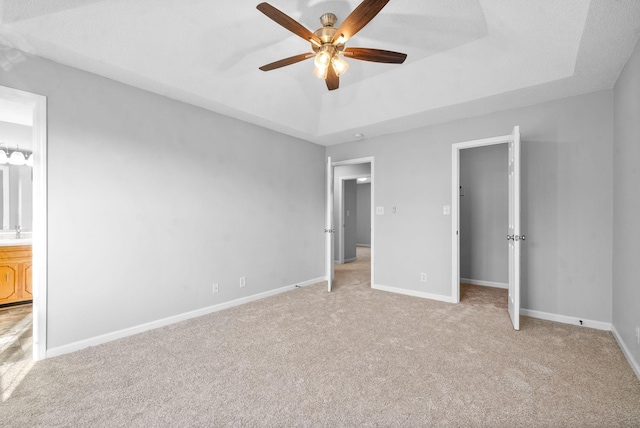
{"left": 459, "top": 144, "right": 508, "bottom": 289}
{"left": 336, "top": 173, "right": 370, "bottom": 264}
{"left": 451, "top": 127, "right": 521, "bottom": 330}
{"left": 326, "top": 157, "right": 374, "bottom": 291}
{"left": 0, "top": 85, "right": 47, "bottom": 360}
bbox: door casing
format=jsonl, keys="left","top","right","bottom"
{"left": 0, "top": 85, "right": 48, "bottom": 360}
{"left": 451, "top": 128, "right": 520, "bottom": 306}
{"left": 328, "top": 157, "right": 374, "bottom": 288}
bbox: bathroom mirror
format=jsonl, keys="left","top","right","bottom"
{"left": 0, "top": 164, "right": 32, "bottom": 232}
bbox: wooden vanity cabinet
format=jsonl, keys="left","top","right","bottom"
{"left": 0, "top": 245, "right": 32, "bottom": 306}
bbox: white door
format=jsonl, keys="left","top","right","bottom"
{"left": 507, "top": 126, "right": 522, "bottom": 330}
{"left": 326, "top": 157, "right": 334, "bottom": 292}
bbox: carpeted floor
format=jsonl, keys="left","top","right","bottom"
{"left": 1, "top": 246, "right": 639, "bottom": 427}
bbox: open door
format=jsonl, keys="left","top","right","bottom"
{"left": 326, "top": 157, "right": 334, "bottom": 292}
{"left": 507, "top": 126, "right": 522, "bottom": 330}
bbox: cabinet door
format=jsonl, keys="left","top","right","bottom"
{"left": 23, "top": 262, "right": 32, "bottom": 300}
{"left": 0, "top": 264, "right": 18, "bottom": 304}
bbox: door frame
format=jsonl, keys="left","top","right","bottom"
{"left": 451, "top": 130, "right": 516, "bottom": 304}
{"left": 330, "top": 157, "right": 374, "bottom": 287}
{"left": 337, "top": 174, "right": 370, "bottom": 264}
{"left": 326, "top": 157, "right": 333, "bottom": 291}
{"left": 0, "top": 85, "right": 48, "bottom": 360}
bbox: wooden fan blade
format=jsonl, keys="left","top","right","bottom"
{"left": 259, "top": 53, "right": 313, "bottom": 71}
{"left": 325, "top": 65, "right": 339, "bottom": 91}
{"left": 332, "top": 0, "right": 390, "bottom": 43}
{"left": 257, "top": 3, "right": 322, "bottom": 45}
{"left": 343, "top": 47, "right": 407, "bottom": 64}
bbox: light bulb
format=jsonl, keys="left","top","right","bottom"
{"left": 26, "top": 153, "right": 34, "bottom": 167}
{"left": 331, "top": 55, "right": 349, "bottom": 76}
{"left": 314, "top": 50, "right": 332, "bottom": 69}
{"left": 0, "top": 150, "right": 7, "bottom": 164}
{"left": 8, "top": 151, "right": 26, "bottom": 166}
{"left": 313, "top": 66, "right": 328, "bottom": 79}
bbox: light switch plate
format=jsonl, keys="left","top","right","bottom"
{"left": 376, "top": 206, "right": 384, "bottom": 215}
{"left": 443, "top": 205, "right": 451, "bottom": 215}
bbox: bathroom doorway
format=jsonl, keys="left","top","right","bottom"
{"left": 0, "top": 85, "right": 47, "bottom": 361}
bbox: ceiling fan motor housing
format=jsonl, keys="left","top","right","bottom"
{"left": 312, "top": 13, "right": 344, "bottom": 53}
{"left": 320, "top": 13, "right": 337, "bottom": 27}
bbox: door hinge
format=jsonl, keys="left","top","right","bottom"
{"left": 324, "top": 229, "right": 335, "bottom": 233}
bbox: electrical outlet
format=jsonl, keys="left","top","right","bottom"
{"left": 420, "top": 273, "right": 427, "bottom": 282}
{"left": 240, "top": 277, "right": 246, "bottom": 288}
{"left": 212, "top": 283, "right": 218, "bottom": 294}
{"left": 636, "top": 326, "right": 640, "bottom": 345}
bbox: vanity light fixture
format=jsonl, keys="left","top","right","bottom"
{"left": 0, "top": 143, "right": 33, "bottom": 167}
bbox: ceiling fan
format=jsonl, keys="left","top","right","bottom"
{"left": 257, "top": 0, "right": 407, "bottom": 91}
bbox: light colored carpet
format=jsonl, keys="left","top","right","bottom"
{"left": 1, "top": 247, "right": 639, "bottom": 427}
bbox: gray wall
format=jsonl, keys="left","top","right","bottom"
{"left": 0, "top": 47, "right": 325, "bottom": 350}
{"left": 344, "top": 180, "right": 357, "bottom": 261}
{"left": 460, "top": 144, "right": 508, "bottom": 285}
{"left": 356, "top": 183, "right": 371, "bottom": 246}
{"left": 613, "top": 38, "right": 640, "bottom": 369}
{"left": 327, "top": 90, "right": 613, "bottom": 323}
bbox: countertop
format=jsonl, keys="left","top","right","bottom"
{"left": 0, "top": 239, "right": 32, "bottom": 247}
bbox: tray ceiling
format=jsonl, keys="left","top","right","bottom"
{"left": 1, "top": 0, "right": 639, "bottom": 145}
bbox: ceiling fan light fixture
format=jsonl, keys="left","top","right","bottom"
{"left": 257, "top": 1, "right": 407, "bottom": 91}
{"left": 331, "top": 55, "right": 349, "bottom": 76}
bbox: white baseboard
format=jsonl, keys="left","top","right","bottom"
{"left": 460, "top": 278, "right": 508, "bottom": 289}
{"left": 611, "top": 324, "right": 640, "bottom": 381}
{"left": 344, "top": 257, "right": 356, "bottom": 263}
{"left": 372, "top": 283, "right": 455, "bottom": 303}
{"left": 520, "top": 308, "right": 611, "bottom": 331}
{"left": 46, "top": 276, "right": 325, "bottom": 359}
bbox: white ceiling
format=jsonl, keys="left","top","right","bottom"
{"left": 1, "top": 0, "right": 639, "bottom": 146}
